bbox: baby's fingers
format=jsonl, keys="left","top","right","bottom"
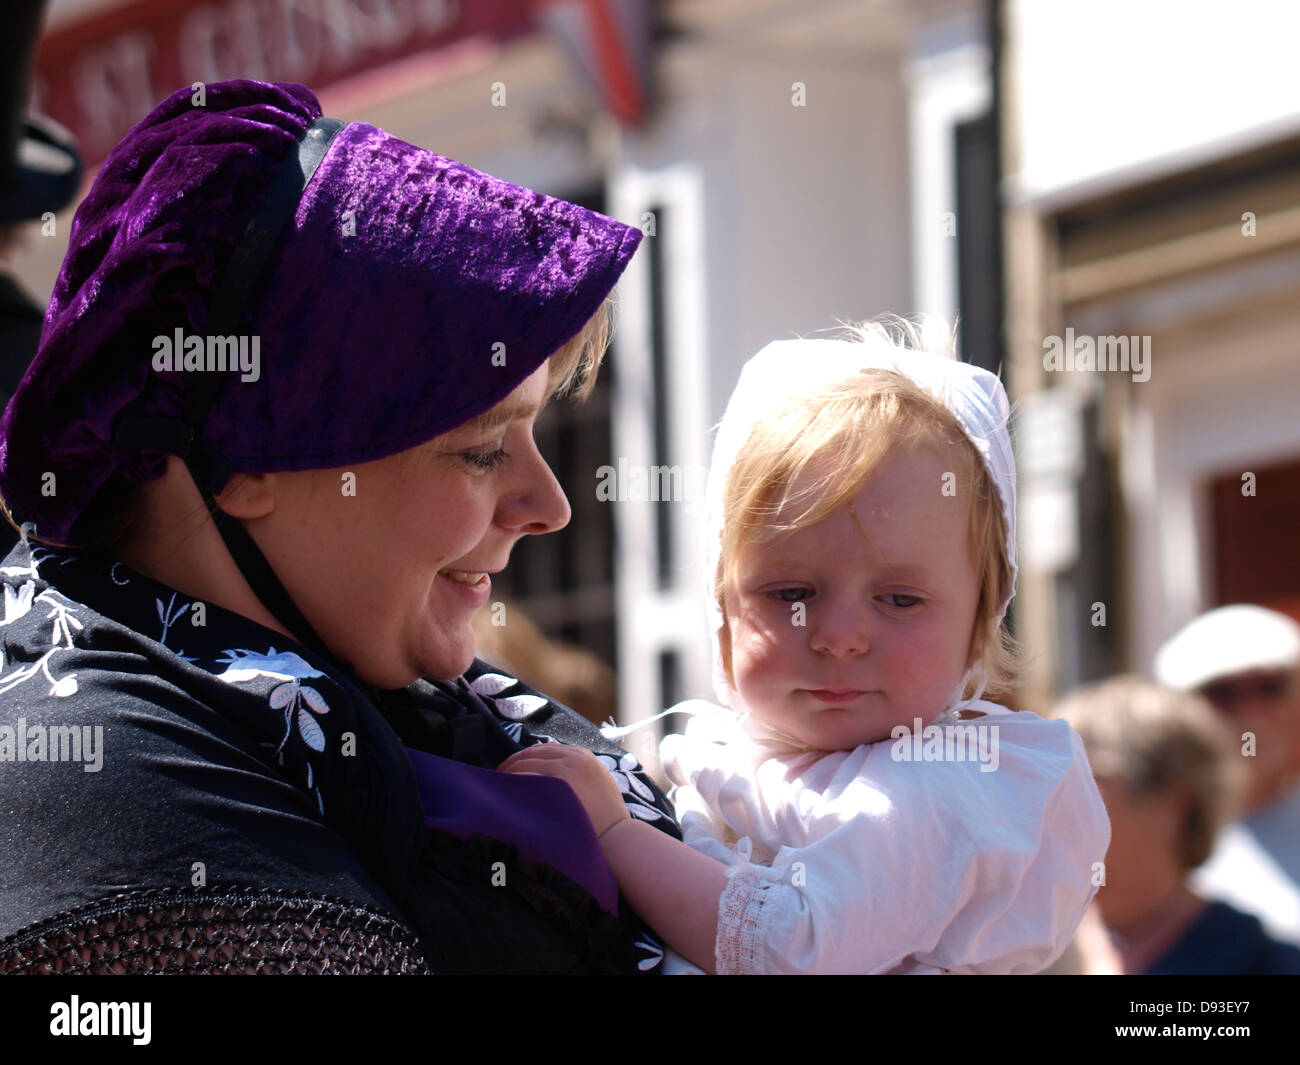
{"left": 498, "top": 751, "right": 539, "bottom": 773}
{"left": 499, "top": 744, "right": 592, "bottom": 771}
{"left": 498, "top": 749, "right": 578, "bottom": 776}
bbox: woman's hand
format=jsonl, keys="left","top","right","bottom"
{"left": 498, "top": 744, "right": 630, "bottom": 838}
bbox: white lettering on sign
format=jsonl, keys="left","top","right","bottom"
{"left": 179, "top": 0, "right": 462, "bottom": 86}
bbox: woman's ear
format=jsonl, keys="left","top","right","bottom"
{"left": 214, "top": 472, "right": 277, "bottom": 520}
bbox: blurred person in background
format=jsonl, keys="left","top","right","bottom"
{"left": 1, "top": 0, "right": 82, "bottom": 406}
{"left": 1155, "top": 605, "right": 1300, "bottom": 945}
{"left": 1055, "top": 674, "right": 1300, "bottom": 974}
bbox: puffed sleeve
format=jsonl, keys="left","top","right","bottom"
{"left": 660, "top": 701, "right": 764, "bottom": 864}
{"left": 703, "top": 709, "right": 1111, "bottom": 974}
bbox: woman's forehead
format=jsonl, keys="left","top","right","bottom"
{"left": 454, "top": 367, "right": 551, "bottom": 434}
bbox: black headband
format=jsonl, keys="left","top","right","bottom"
{"left": 114, "top": 116, "right": 347, "bottom": 499}
{"left": 117, "top": 116, "right": 347, "bottom": 665}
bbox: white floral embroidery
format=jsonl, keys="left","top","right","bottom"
{"left": 470, "top": 670, "right": 550, "bottom": 720}
{"left": 1, "top": 525, "right": 41, "bottom": 582}
{"left": 156, "top": 591, "right": 190, "bottom": 644}
{"left": 473, "top": 665, "right": 669, "bottom": 827}
{"left": 215, "top": 648, "right": 331, "bottom": 812}
{"left": 605, "top": 751, "right": 656, "bottom": 801}
{"left": 2, "top": 580, "right": 35, "bottom": 626}
{"left": 595, "top": 751, "right": 664, "bottom": 822}
{"left": 494, "top": 693, "right": 550, "bottom": 720}
{"left": 0, "top": 589, "right": 83, "bottom": 697}
{"left": 269, "top": 678, "right": 330, "bottom": 755}
{"left": 215, "top": 647, "right": 325, "bottom": 685}
{"left": 469, "top": 672, "right": 518, "bottom": 698}
{"left": 47, "top": 596, "right": 80, "bottom": 646}
{"left": 635, "top": 934, "right": 664, "bottom": 971}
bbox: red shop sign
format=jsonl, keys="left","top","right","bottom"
{"left": 33, "top": 0, "right": 535, "bottom": 166}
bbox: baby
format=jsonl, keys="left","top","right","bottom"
{"left": 501, "top": 322, "right": 1111, "bottom": 973}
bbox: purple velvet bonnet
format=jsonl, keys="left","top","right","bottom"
{"left": 0, "top": 79, "right": 643, "bottom": 542}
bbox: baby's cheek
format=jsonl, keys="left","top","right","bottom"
{"left": 732, "top": 609, "right": 787, "bottom": 657}
{"left": 895, "top": 627, "right": 967, "bottom": 704}
{"left": 730, "top": 619, "right": 794, "bottom": 694}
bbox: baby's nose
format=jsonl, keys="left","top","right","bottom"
{"left": 810, "top": 600, "right": 870, "bottom": 657}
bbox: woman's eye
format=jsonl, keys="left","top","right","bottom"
{"left": 461, "top": 447, "right": 508, "bottom": 471}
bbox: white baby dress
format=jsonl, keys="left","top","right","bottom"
{"left": 659, "top": 699, "right": 1111, "bottom": 974}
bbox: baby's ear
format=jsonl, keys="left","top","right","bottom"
{"left": 717, "top": 620, "right": 735, "bottom": 690}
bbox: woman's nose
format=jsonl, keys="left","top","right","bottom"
{"left": 810, "top": 598, "right": 870, "bottom": 658}
{"left": 499, "top": 444, "right": 571, "bottom": 535}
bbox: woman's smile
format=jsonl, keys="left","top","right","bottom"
{"left": 437, "top": 568, "right": 493, "bottom": 606}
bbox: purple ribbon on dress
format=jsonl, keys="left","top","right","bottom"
{"left": 403, "top": 746, "right": 621, "bottom": 916}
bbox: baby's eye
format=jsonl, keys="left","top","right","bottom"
{"left": 883, "top": 593, "right": 922, "bottom": 609}
{"left": 771, "top": 588, "right": 810, "bottom": 603}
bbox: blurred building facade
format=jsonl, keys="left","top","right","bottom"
{"left": 14, "top": 0, "right": 997, "bottom": 765}
{"left": 24, "top": 0, "right": 1292, "bottom": 739}
{"left": 1002, "top": 0, "right": 1300, "bottom": 713}
{"left": 605, "top": 0, "right": 999, "bottom": 766}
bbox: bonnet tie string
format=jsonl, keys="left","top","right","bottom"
{"left": 114, "top": 116, "right": 346, "bottom": 664}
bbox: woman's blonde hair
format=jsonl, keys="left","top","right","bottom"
{"left": 1053, "top": 675, "right": 1246, "bottom": 869}
{"left": 716, "top": 319, "right": 1020, "bottom": 703}
{"left": 545, "top": 295, "right": 614, "bottom": 402}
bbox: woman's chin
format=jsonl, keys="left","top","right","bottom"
{"left": 346, "top": 641, "right": 473, "bottom": 690}
{"left": 420, "top": 631, "right": 478, "bottom": 684}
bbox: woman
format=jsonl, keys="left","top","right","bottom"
{"left": 0, "top": 80, "right": 677, "bottom": 974}
{"left": 1054, "top": 675, "right": 1300, "bottom": 974}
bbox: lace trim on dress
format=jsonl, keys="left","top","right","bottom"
{"left": 716, "top": 859, "right": 772, "bottom": 975}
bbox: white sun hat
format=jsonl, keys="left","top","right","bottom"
{"left": 1154, "top": 605, "right": 1300, "bottom": 692}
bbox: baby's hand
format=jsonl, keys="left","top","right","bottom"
{"left": 498, "top": 744, "right": 630, "bottom": 838}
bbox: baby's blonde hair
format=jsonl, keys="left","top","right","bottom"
{"left": 716, "top": 320, "right": 1020, "bottom": 703}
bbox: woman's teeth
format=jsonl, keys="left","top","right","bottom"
{"left": 442, "top": 570, "right": 486, "bottom": 585}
